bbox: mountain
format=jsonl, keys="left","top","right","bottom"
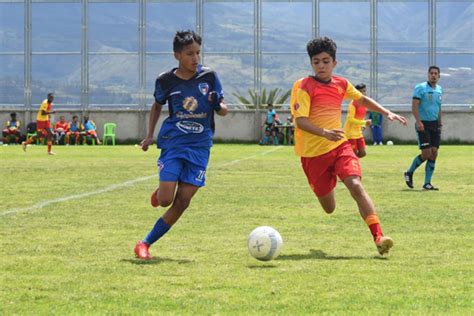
{"left": 0, "top": 2, "right": 472, "bottom": 106}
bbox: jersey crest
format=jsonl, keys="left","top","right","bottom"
{"left": 198, "top": 82, "right": 209, "bottom": 95}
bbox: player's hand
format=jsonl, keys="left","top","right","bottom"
{"left": 140, "top": 137, "right": 154, "bottom": 152}
{"left": 322, "top": 129, "right": 345, "bottom": 141}
{"left": 366, "top": 119, "right": 372, "bottom": 126}
{"left": 387, "top": 112, "right": 408, "bottom": 126}
{"left": 416, "top": 121, "right": 424, "bottom": 131}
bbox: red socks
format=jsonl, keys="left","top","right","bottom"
{"left": 365, "top": 214, "right": 383, "bottom": 241}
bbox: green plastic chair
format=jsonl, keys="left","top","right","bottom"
{"left": 103, "top": 123, "right": 117, "bottom": 146}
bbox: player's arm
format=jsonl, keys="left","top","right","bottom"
{"left": 358, "top": 95, "right": 407, "bottom": 126}
{"left": 411, "top": 98, "right": 424, "bottom": 131}
{"left": 140, "top": 101, "right": 163, "bottom": 151}
{"left": 208, "top": 91, "right": 228, "bottom": 116}
{"left": 295, "top": 117, "right": 345, "bottom": 141}
{"left": 438, "top": 108, "right": 443, "bottom": 127}
{"left": 215, "top": 97, "right": 228, "bottom": 116}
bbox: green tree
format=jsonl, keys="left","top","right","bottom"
{"left": 232, "top": 88, "right": 291, "bottom": 109}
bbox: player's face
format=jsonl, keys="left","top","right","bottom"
{"left": 360, "top": 88, "right": 367, "bottom": 96}
{"left": 175, "top": 41, "right": 201, "bottom": 75}
{"left": 428, "top": 69, "right": 440, "bottom": 84}
{"left": 310, "top": 52, "right": 337, "bottom": 81}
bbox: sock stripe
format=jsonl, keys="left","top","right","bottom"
{"left": 364, "top": 214, "right": 380, "bottom": 226}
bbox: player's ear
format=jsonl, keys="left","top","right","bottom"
{"left": 174, "top": 51, "right": 180, "bottom": 61}
{"left": 333, "top": 59, "right": 337, "bottom": 68}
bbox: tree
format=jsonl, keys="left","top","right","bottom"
{"left": 232, "top": 88, "right": 291, "bottom": 109}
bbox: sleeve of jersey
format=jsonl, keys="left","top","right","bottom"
{"left": 40, "top": 101, "right": 48, "bottom": 112}
{"left": 343, "top": 81, "right": 363, "bottom": 101}
{"left": 213, "top": 72, "right": 224, "bottom": 99}
{"left": 413, "top": 84, "right": 423, "bottom": 100}
{"left": 153, "top": 79, "right": 167, "bottom": 105}
{"left": 294, "top": 88, "right": 311, "bottom": 118}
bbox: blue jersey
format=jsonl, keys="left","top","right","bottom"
{"left": 413, "top": 82, "right": 442, "bottom": 121}
{"left": 154, "top": 65, "right": 223, "bottom": 149}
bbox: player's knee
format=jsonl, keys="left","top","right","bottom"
{"left": 159, "top": 196, "right": 174, "bottom": 207}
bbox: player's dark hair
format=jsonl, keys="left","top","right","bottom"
{"left": 47, "top": 93, "right": 54, "bottom": 98}
{"left": 173, "top": 30, "right": 202, "bottom": 53}
{"left": 355, "top": 83, "right": 366, "bottom": 91}
{"left": 306, "top": 37, "right": 337, "bottom": 60}
{"left": 10, "top": 112, "right": 16, "bottom": 116}
{"left": 72, "top": 115, "right": 78, "bottom": 119}
{"left": 428, "top": 66, "right": 440, "bottom": 73}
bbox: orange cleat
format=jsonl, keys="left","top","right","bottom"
{"left": 375, "top": 236, "right": 394, "bottom": 255}
{"left": 134, "top": 241, "right": 153, "bottom": 259}
{"left": 150, "top": 187, "right": 160, "bottom": 208}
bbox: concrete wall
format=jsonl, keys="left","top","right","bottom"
{"left": 1, "top": 107, "right": 473, "bottom": 143}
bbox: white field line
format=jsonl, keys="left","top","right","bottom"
{"left": 0, "top": 146, "right": 283, "bottom": 216}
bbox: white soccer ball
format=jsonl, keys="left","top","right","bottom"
{"left": 386, "top": 140, "right": 394, "bottom": 146}
{"left": 247, "top": 226, "right": 283, "bottom": 261}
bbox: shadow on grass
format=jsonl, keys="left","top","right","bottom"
{"left": 121, "top": 257, "right": 193, "bottom": 265}
{"left": 247, "top": 264, "right": 278, "bottom": 269}
{"left": 277, "top": 249, "right": 366, "bottom": 261}
{"left": 401, "top": 188, "right": 424, "bottom": 192}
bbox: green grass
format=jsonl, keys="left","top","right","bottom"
{"left": 1, "top": 144, "right": 473, "bottom": 315}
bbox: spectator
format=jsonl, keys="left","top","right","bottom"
{"left": 283, "top": 115, "right": 295, "bottom": 145}
{"left": 54, "top": 115, "right": 69, "bottom": 145}
{"left": 369, "top": 111, "right": 383, "bottom": 145}
{"left": 66, "top": 115, "right": 82, "bottom": 145}
{"left": 261, "top": 103, "right": 279, "bottom": 145}
{"left": 82, "top": 115, "right": 101, "bottom": 145}
{"left": 2, "top": 112, "right": 22, "bottom": 144}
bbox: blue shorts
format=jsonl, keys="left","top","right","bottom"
{"left": 157, "top": 147, "right": 210, "bottom": 187}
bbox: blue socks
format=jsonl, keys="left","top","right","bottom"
{"left": 424, "top": 160, "right": 436, "bottom": 184}
{"left": 143, "top": 217, "right": 171, "bottom": 246}
{"left": 408, "top": 155, "right": 425, "bottom": 173}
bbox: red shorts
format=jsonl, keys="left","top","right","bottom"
{"left": 301, "top": 141, "right": 362, "bottom": 197}
{"left": 349, "top": 137, "right": 366, "bottom": 152}
{"left": 37, "top": 120, "right": 51, "bottom": 132}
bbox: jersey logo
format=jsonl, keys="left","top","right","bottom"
{"left": 176, "top": 121, "right": 204, "bottom": 134}
{"left": 294, "top": 103, "right": 300, "bottom": 111}
{"left": 183, "top": 96, "right": 198, "bottom": 112}
{"left": 336, "top": 85, "right": 344, "bottom": 96}
{"left": 157, "top": 160, "right": 164, "bottom": 171}
{"left": 198, "top": 83, "right": 209, "bottom": 95}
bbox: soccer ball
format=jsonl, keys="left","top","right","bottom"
{"left": 247, "top": 226, "right": 283, "bottom": 261}
{"left": 386, "top": 140, "right": 394, "bottom": 146}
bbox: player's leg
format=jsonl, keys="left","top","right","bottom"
{"left": 423, "top": 125, "right": 440, "bottom": 190}
{"left": 22, "top": 129, "right": 40, "bottom": 151}
{"left": 405, "top": 125, "right": 430, "bottom": 188}
{"left": 336, "top": 143, "right": 393, "bottom": 254}
{"left": 356, "top": 138, "right": 366, "bottom": 158}
{"left": 151, "top": 181, "right": 178, "bottom": 208}
{"left": 301, "top": 154, "right": 337, "bottom": 214}
{"left": 343, "top": 175, "right": 393, "bottom": 255}
{"left": 317, "top": 190, "right": 336, "bottom": 214}
{"left": 45, "top": 128, "right": 54, "bottom": 155}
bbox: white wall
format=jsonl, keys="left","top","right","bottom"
{"left": 1, "top": 107, "right": 473, "bottom": 143}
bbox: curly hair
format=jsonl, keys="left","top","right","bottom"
{"left": 173, "top": 30, "right": 202, "bottom": 53}
{"left": 306, "top": 37, "right": 337, "bottom": 60}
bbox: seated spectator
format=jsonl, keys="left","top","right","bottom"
{"left": 54, "top": 115, "right": 69, "bottom": 145}
{"left": 82, "top": 115, "right": 101, "bottom": 145}
{"left": 283, "top": 115, "right": 295, "bottom": 145}
{"left": 2, "top": 112, "right": 23, "bottom": 144}
{"left": 66, "top": 115, "right": 82, "bottom": 145}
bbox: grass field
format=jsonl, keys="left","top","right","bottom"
{"left": 1, "top": 144, "right": 473, "bottom": 314}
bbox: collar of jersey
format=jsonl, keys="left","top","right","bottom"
{"left": 310, "top": 75, "right": 332, "bottom": 84}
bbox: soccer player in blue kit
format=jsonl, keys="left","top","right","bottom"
{"left": 134, "top": 30, "right": 228, "bottom": 259}
{"left": 404, "top": 66, "right": 443, "bottom": 191}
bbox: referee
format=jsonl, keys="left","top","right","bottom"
{"left": 404, "top": 66, "right": 443, "bottom": 190}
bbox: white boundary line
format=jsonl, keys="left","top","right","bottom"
{"left": 0, "top": 146, "right": 283, "bottom": 216}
